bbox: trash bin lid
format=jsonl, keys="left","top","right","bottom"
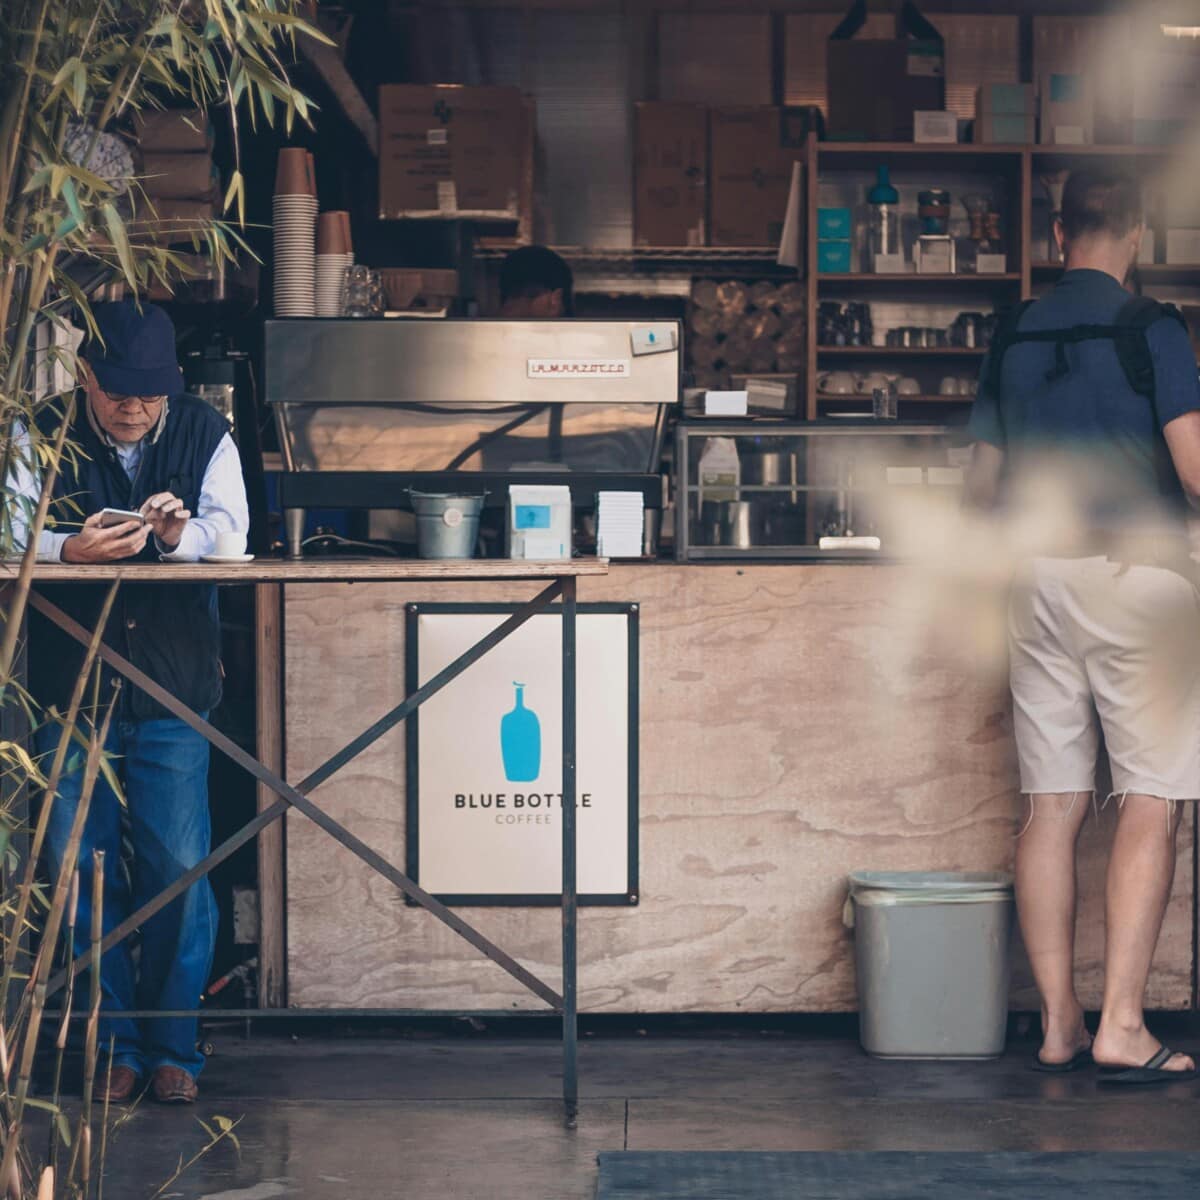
{"left": 848, "top": 871, "right": 1013, "bottom": 903}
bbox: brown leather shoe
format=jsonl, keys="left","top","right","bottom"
{"left": 94, "top": 1064, "right": 139, "bottom": 1105}
{"left": 151, "top": 1065, "right": 198, "bottom": 1105}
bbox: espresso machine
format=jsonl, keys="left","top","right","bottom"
{"left": 265, "top": 318, "right": 680, "bottom": 557}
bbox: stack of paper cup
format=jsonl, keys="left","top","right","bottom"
{"left": 315, "top": 210, "right": 354, "bottom": 317}
{"left": 273, "top": 148, "right": 317, "bottom": 317}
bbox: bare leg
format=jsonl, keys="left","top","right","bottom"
{"left": 1015, "top": 792, "right": 1092, "bottom": 1064}
{"left": 1093, "top": 795, "right": 1194, "bottom": 1071}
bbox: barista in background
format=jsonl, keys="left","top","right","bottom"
{"left": 498, "top": 245, "right": 574, "bottom": 317}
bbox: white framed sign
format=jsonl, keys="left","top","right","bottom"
{"left": 405, "top": 604, "right": 639, "bottom": 906}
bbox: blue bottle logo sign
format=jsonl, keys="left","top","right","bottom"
{"left": 501, "top": 682, "right": 541, "bottom": 782}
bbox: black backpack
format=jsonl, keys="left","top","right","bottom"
{"left": 984, "top": 294, "right": 1188, "bottom": 415}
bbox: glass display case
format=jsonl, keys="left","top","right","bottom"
{"left": 674, "top": 421, "right": 968, "bottom": 561}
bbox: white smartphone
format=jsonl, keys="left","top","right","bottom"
{"left": 98, "top": 507, "right": 146, "bottom": 529}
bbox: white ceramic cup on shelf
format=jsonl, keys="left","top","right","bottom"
{"left": 896, "top": 376, "right": 921, "bottom": 395}
{"left": 213, "top": 530, "right": 248, "bottom": 558}
{"left": 857, "top": 371, "right": 891, "bottom": 395}
{"left": 818, "top": 370, "right": 856, "bottom": 395}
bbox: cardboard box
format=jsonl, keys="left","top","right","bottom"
{"left": 1167, "top": 229, "right": 1200, "bottom": 265}
{"left": 1133, "top": 48, "right": 1200, "bottom": 145}
{"left": 141, "top": 153, "right": 217, "bottom": 201}
{"left": 658, "top": 13, "right": 772, "bottom": 106}
{"left": 477, "top": 96, "right": 536, "bottom": 251}
{"left": 817, "top": 208, "right": 853, "bottom": 239}
{"left": 817, "top": 241, "right": 852, "bottom": 272}
{"left": 975, "top": 113, "right": 1035, "bottom": 144}
{"left": 1039, "top": 73, "right": 1093, "bottom": 145}
{"left": 133, "top": 108, "right": 212, "bottom": 153}
{"left": 914, "top": 111, "right": 958, "bottom": 143}
{"left": 634, "top": 103, "right": 707, "bottom": 247}
{"left": 827, "top": 7, "right": 945, "bottom": 142}
{"left": 978, "top": 83, "right": 1034, "bottom": 116}
{"left": 379, "top": 85, "right": 524, "bottom": 219}
{"left": 709, "top": 108, "right": 801, "bottom": 247}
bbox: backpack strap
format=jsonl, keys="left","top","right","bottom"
{"left": 1111, "top": 295, "right": 1185, "bottom": 399}
{"left": 984, "top": 298, "right": 1036, "bottom": 401}
{"left": 988, "top": 295, "right": 1183, "bottom": 403}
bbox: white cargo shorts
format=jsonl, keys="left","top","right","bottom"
{"left": 1008, "top": 556, "right": 1200, "bottom": 799}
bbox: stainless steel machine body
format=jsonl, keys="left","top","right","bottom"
{"left": 266, "top": 318, "right": 680, "bottom": 556}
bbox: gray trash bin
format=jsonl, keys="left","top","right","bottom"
{"left": 846, "top": 871, "right": 1014, "bottom": 1060}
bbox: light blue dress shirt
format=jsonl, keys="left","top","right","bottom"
{"left": 9, "top": 420, "right": 249, "bottom": 562}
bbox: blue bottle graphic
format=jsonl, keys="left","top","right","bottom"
{"left": 501, "top": 682, "right": 541, "bottom": 782}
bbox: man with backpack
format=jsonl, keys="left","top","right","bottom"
{"left": 967, "top": 168, "right": 1200, "bottom": 1084}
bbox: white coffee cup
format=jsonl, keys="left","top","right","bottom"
{"left": 858, "top": 371, "right": 890, "bottom": 395}
{"left": 818, "top": 371, "right": 856, "bottom": 395}
{"left": 939, "top": 376, "right": 960, "bottom": 396}
{"left": 896, "top": 376, "right": 921, "bottom": 395}
{"left": 213, "top": 529, "right": 248, "bottom": 558}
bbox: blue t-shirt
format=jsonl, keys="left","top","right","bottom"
{"left": 969, "top": 269, "right": 1200, "bottom": 532}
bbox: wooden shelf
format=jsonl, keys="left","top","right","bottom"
{"left": 816, "top": 142, "right": 1025, "bottom": 172}
{"left": 476, "top": 245, "right": 785, "bottom": 265}
{"left": 817, "top": 346, "right": 987, "bottom": 358}
{"left": 816, "top": 393, "right": 971, "bottom": 405}
{"left": 818, "top": 273, "right": 1020, "bottom": 284}
{"left": 1030, "top": 144, "right": 1175, "bottom": 157}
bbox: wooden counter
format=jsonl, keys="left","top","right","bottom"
{"left": 280, "top": 564, "right": 1194, "bottom": 1014}
{"left": 13, "top": 557, "right": 608, "bottom": 583}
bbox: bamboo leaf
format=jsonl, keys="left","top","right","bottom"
{"left": 52, "top": 214, "right": 80, "bottom": 242}
{"left": 61, "top": 177, "right": 84, "bottom": 230}
{"left": 101, "top": 202, "right": 136, "bottom": 287}
{"left": 222, "top": 170, "right": 244, "bottom": 228}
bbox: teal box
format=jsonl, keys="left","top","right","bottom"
{"left": 980, "top": 83, "right": 1034, "bottom": 115}
{"left": 818, "top": 240, "right": 852, "bottom": 273}
{"left": 817, "top": 208, "right": 853, "bottom": 240}
{"left": 1134, "top": 118, "right": 1183, "bottom": 145}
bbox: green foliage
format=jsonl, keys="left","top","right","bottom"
{"left": 0, "top": 3, "right": 321, "bottom": 1196}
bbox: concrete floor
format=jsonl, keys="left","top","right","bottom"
{"left": 86, "top": 1028, "right": 1200, "bottom": 1199}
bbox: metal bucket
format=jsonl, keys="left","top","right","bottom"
{"left": 409, "top": 490, "right": 485, "bottom": 559}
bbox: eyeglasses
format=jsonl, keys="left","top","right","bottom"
{"left": 95, "top": 391, "right": 167, "bottom": 410}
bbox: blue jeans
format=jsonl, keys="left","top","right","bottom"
{"left": 36, "top": 716, "right": 217, "bottom": 1078}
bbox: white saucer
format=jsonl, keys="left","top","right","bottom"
{"left": 202, "top": 553, "right": 255, "bottom": 564}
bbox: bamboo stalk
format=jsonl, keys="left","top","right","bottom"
{"left": 0, "top": 0, "right": 50, "bottom": 217}
{"left": 0, "top": 677, "right": 118, "bottom": 1194}
{"left": 46, "top": 869, "right": 78, "bottom": 1174}
{"left": 69, "top": 849, "right": 103, "bottom": 1199}
{"left": 0, "top": 390, "right": 75, "bottom": 689}
{"left": 2, "top": 574, "right": 117, "bottom": 1002}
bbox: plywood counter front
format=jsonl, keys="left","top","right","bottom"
{"left": 281, "top": 564, "right": 1193, "bottom": 1013}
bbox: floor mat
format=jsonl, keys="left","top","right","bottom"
{"left": 595, "top": 1151, "right": 1200, "bottom": 1199}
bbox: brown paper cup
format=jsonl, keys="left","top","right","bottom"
{"left": 316, "top": 211, "right": 347, "bottom": 255}
{"left": 275, "top": 147, "right": 312, "bottom": 196}
{"left": 338, "top": 210, "right": 353, "bottom": 255}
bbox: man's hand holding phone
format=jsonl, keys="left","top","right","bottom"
{"left": 63, "top": 510, "right": 151, "bottom": 563}
{"left": 140, "top": 492, "right": 190, "bottom": 551}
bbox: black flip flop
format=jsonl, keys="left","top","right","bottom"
{"left": 1098, "top": 1045, "right": 1198, "bottom": 1086}
{"left": 1032, "top": 1047, "right": 1093, "bottom": 1074}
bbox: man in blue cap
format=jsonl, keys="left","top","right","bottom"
{"left": 22, "top": 299, "right": 248, "bottom": 1105}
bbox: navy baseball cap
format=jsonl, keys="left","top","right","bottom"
{"left": 83, "top": 300, "right": 185, "bottom": 398}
